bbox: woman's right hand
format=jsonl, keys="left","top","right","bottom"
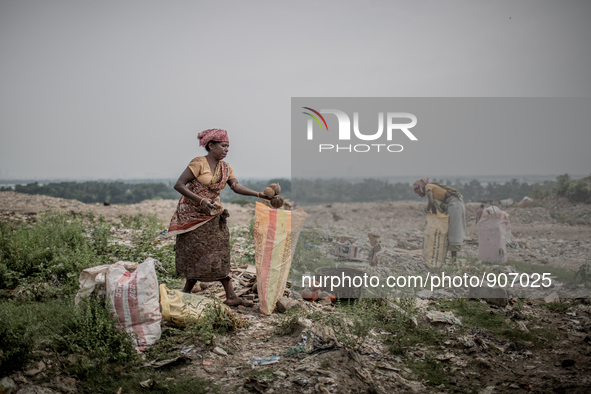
{"left": 258, "top": 192, "right": 271, "bottom": 201}
{"left": 200, "top": 198, "right": 214, "bottom": 213}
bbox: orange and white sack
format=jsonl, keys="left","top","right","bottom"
{"left": 105, "top": 257, "right": 162, "bottom": 351}
{"left": 422, "top": 212, "right": 449, "bottom": 269}
{"left": 253, "top": 202, "right": 307, "bottom": 315}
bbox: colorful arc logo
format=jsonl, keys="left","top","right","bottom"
{"left": 302, "top": 107, "right": 329, "bottom": 131}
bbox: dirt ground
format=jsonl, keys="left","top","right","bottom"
{"left": 2, "top": 192, "right": 591, "bottom": 393}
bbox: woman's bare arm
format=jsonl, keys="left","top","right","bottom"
{"left": 426, "top": 189, "right": 437, "bottom": 214}
{"left": 174, "top": 167, "right": 215, "bottom": 212}
{"left": 227, "top": 178, "right": 270, "bottom": 199}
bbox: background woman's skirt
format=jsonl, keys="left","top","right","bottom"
{"left": 175, "top": 210, "right": 230, "bottom": 281}
{"left": 447, "top": 197, "right": 466, "bottom": 252}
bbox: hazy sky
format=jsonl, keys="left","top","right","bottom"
{"left": 1, "top": 0, "right": 590, "bottom": 180}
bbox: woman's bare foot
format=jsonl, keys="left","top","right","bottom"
{"left": 224, "top": 296, "right": 253, "bottom": 307}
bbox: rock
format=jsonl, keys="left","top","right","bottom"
{"left": 544, "top": 292, "right": 559, "bottom": 303}
{"left": 468, "top": 286, "right": 508, "bottom": 307}
{"left": 203, "top": 365, "right": 217, "bottom": 374}
{"left": 276, "top": 297, "right": 300, "bottom": 313}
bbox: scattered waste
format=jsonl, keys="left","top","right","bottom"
{"left": 284, "top": 346, "right": 308, "bottom": 359}
{"left": 213, "top": 347, "right": 228, "bottom": 357}
{"left": 142, "top": 355, "right": 191, "bottom": 368}
{"left": 252, "top": 356, "right": 281, "bottom": 366}
{"left": 426, "top": 310, "right": 462, "bottom": 326}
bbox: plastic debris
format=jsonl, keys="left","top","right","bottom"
{"left": 252, "top": 356, "right": 281, "bottom": 366}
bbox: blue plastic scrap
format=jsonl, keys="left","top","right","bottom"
{"left": 252, "top": 356, "right": 281, "bottom": 366}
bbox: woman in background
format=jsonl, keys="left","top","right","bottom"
{"left": 413, "top": 178, "right": 466, "bottom": 262}
{"left": 168, "top": 128, "right": 269, "bottom": 306}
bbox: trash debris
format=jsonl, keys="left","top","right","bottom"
{"left": 544, "top": 292, "right": 560, "bottom": 303}
{"left": 293, "top": 378, "right": 310, "bottom": 386}
{"left": 139, "top": 379, "right": 153, "bottom": 388}
{"left": 516, "top": 321, "right": 529, "bottom": 333}
{"left": 435, "top": 352, "right": 455, "bottom": 361}
{"left": 142, "top": 355, "right": 191, "bottom": 368}
{"left": 0, "top": 377, "right": 16, "bottom": 393}
{"left": 426, "top": 310, "right": 462, "bottom": 326}
{"left": 468, "top": 286, "right": 509, "bottom": 307}
{"left": 276, "top": 297, "right": 301, "bottom": 313}
{"left": 284, "top": 346, "right": 308, "bottom": 359}
{"left": 244, "top": 377, "right": 269, "bottom": 393}
{"left": 213, "top": 347, "right": 228, "bottom": 357}
{"left": 24, "top": 360, "right": 46, "bottom": 376}
{"left": 180, "top": 347, "right": 195, "bottom": 355}
{"left": 252, "top": 356, "right": 281, "bottom": 366}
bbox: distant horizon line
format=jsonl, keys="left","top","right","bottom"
{"left": 1, "top": 173, "right": 588, "bottom": 184}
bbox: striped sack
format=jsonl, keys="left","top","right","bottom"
{"left": 106, "top": 257, "right": 162, "bottom": 351}
{"left": 254, "top": 202, "right": 307, "bottom": 315}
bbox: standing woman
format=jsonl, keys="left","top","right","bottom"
{"left": 168, "top": 129, "right": 268, "bottom": 306}
{"left": 412, "top": 178, "right": 466, "bottom": 262}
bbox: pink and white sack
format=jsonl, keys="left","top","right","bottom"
{"left": 105, "top": 257, "right": 162, "bottom": 351}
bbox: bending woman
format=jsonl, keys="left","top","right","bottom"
{"left": 413, "top": 178, "right": 466, "bottom": 261}
{"left": 168, "top": 128, "right": 269, "bottom": 306}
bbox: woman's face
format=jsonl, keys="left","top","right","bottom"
{"left": 413, "top": 186, "right": 425, "bottom": 197}
{"left": 209, "top": 141, "right": 229, "bottom": 160}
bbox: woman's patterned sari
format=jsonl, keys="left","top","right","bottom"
{"left": 167, "top": 161, "right": 230, "bottom": 236}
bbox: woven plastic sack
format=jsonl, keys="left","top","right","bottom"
{"left": 75, "top": 261, "right": 138, "bottom": 304}
{"left": 478, "top": 206, "right": 512, "bottom": 264}
{"left": 422, "top": 212, "right": 449, "bottom": 269}
{"left": 159, "top": 284, "right": 244, "bottom": 329}
{"left": 254, "top": 202, "right": 307, "bottom": 315}
{"left": 105, "top": 257, "right": 161, "bottom": 351}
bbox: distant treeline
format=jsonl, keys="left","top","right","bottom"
{"left": 3, "top": 174, "right": 588, "bottom": 205}
{"left": 292, "top": 177, "right": 562, "bottom": 204}
{"left": 6, "top": 182, "right": 178, "bottom": 204}
{"left": 1, "top": 179, "right": 292, "bottom": 205}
